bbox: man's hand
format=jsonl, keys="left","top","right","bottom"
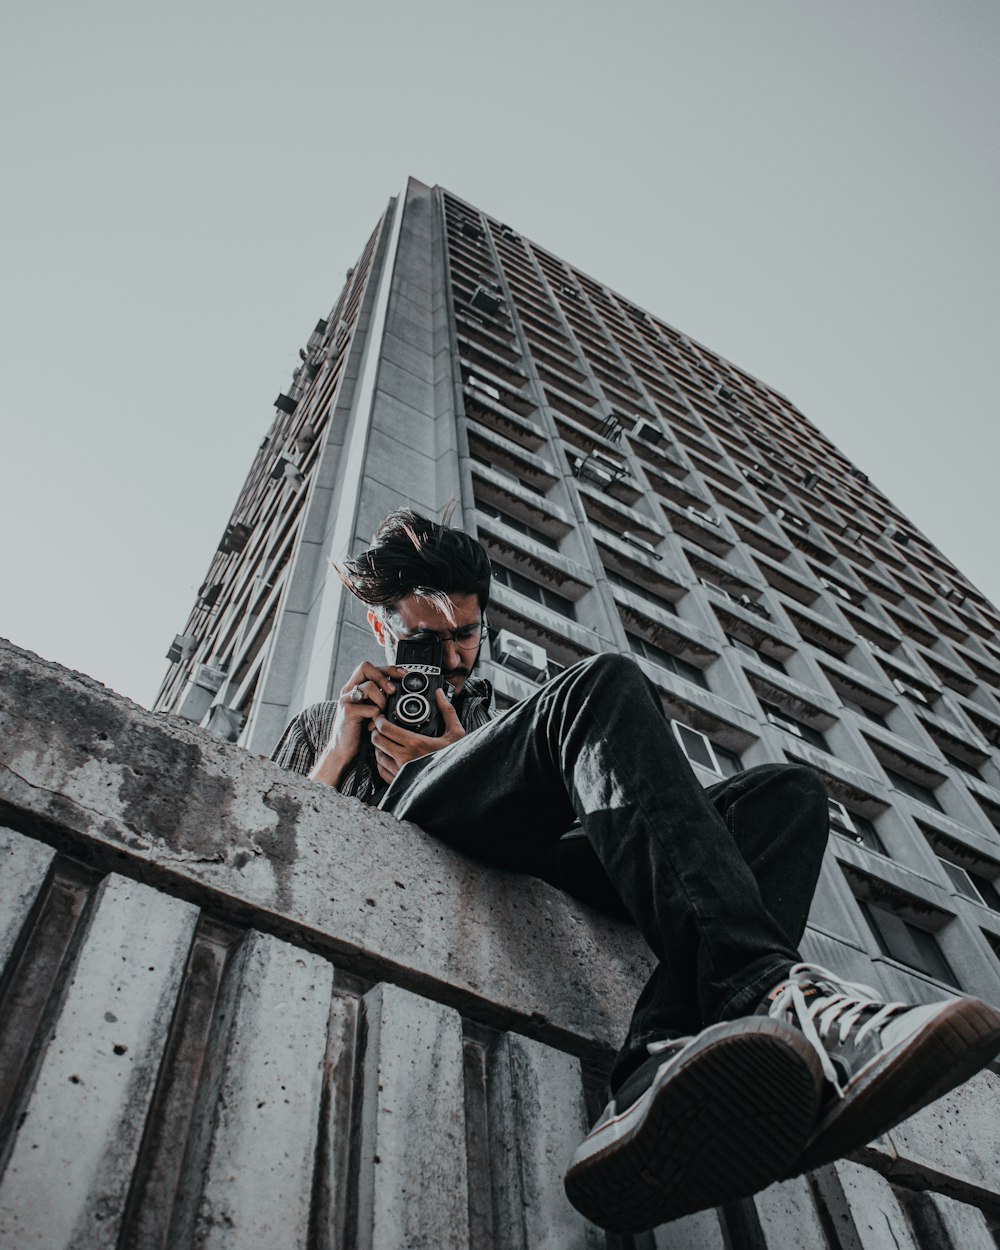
{"left": 370, "top": 688, "right": 465, "bottom": 784}
{"left": 309, "top": 661, "right": 407, "bottom": 788}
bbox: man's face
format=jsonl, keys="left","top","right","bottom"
{"left": 369, "top": 591, "right": 484, "bottom": 694}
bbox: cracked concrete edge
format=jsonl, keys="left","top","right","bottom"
{"left": 0, "top": 637, "right": 653, "bottom": 1058}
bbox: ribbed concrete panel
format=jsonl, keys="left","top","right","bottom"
{"left": 815, "top": 1160, "right": 920, "bottom": 1250}
{"left": 913, "top": 1191, "right": 997, "bottom": 1250}
{"left": 487, "top": 1033, "right": 600, "bottom": 1249}
{"left": 651, "top": 1206, "right": 727, "bottom": 1249}
{"left": 356, "top": 982, "right": 470, "bottom": 1250}
{"left": 877, "top": 1067, "right": 1000, "bottom": 1205}
{"left": 0, "top": 874, "right": 198, "bottom": 1249}
{"left": 192, "top": 931, "right": 333, "bottom": 1250}
{"left": 5, "top": 646, "right": 1000, "bottom": 1249}
{"left": 0, "top": 826, "right": 54, "bottom": 970}
{"left": 752, "top": 1176, "right": 828, "bottom": 1250}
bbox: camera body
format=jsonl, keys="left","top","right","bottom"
{"left": 385, "top": 636, "right": 445, "bottom": 735}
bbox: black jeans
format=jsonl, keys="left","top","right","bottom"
{"left": 381, "top": 653, "right": 829, "bottom": 1088}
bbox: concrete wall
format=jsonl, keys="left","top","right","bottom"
{"left": 1, "top": 636, "right": 999, "bottom": 1249}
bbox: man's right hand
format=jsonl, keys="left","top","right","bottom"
{"left": 309, "top": 662, "right": 406, "bottom": 788}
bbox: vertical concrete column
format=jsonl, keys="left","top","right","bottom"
{"left": 0, "top": 875, "right": 198, "bottom": 1249}
{"left": 356, "top": 981, "right": 469, "bottom": 1250}
{"left": 191, "top": 931, "right": 333, "bottom": 1250}
{"left": 911, "top": 1191, "right": 997, "bottom": 1250}
{"left": 650, "top": 1206, "right": 727, "bottom": 1249}
{"left": 751, "top": 1176, "right": 828, "bottom": 1250}
{"left": 813, "top": 1160, "right": 920, "bottom": 1250}
{"left": 487, "top": 1032, "right": 601, "bottom": 1250}
{"left": 0, "top": 827, "right": 55, "bottom": 970}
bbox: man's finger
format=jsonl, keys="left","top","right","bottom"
{"left": 435, "top": 687, "right": 462, "bottom": 730}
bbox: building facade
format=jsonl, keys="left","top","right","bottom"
{"left": 156, "top": 176, "right": 1000, "bottom": 1020}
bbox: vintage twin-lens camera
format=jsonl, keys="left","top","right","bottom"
{"left": 385, "top": 636, "right": 445, "bottom": 735}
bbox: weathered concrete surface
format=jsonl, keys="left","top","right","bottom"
{"left": 0, "top": 825, "right": 54, "bottom": 970}
{"left": 911, "top": 1191, "right": 997, "bottom": 1250}
{"left": 0, "top": 637, "right": 652, "bottom": 1058}
{"left": 753, "top": 1176, "right": 829, "bottom": 1250}
{"left": 651, "top": 1206, "right": 727, "bottom": 1249}
{"left": 814, "top": 1160, "right": 919, "bottom": 1250}
{"left": 192, "top": 932, "right": 333, "bottom": 1250}
{"left": 0, "top": 874, "right": 198, "bottom": 1249}
{"left": 357, "top": 982, "right": 469, "bottom": 1250}
{"left": 487, "top": 1033, "right": 600, "bottom": 1249}
{"left": 870, "top": 1068, "right": 1000, "bottom": 1207}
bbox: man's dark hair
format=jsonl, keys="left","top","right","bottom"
{"left": 338, "top": 509, "right": 492, "bottom": 618}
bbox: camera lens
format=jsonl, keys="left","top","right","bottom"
{"left": 401, "top": 671, "right": 429, "bottom": 693}
{"left": 397, "top": 693, "right": 430, "bottom": 724}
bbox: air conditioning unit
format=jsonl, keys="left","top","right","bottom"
{"left": 493, "top": 630, "right": 549, "bottom": 682}
{"left": 460, "top": 219, "right": 484, "bottom": 240}
{"left": 218, "top": 522, "right": 252, "bottom": 555}
{"left": 197, "top": 582, "right": 223, "bottom": 609}
{"left": 633, "top": 418, "right": 664, "bottom": 446}
{"left": 166, "top": 634, "right": 197, "bottom": 664}
{"left": 714, "top": 384, "right": 736, "bottom": 402}
{"left": 469, "top": 286, "right": 501, "bottom": 315}
{"left": 270, "top": 458, "right": 304, "bottom": 484}
{"left": 176, "top": 664, "right": 226, "bottom": 723}
{"left": 274, "top": 393, "right": 298, "bottom": 415}
{"left": 206, "top": 704, "right": 244, "bottom": 743}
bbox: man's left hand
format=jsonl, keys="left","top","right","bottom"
{"left": 370, "top": 688, "right": 465, "bottom": 784}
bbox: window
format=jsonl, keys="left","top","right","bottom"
{"left": 939, "top": 748, "right": 982, "bottom": 780}
{"left": 837, "top": 692, "right": 888, "bottom": 729}
{"left": 605, "top": 568, "right": 677, "bottom": 613}
{"left": 828, "top": 800, "right": 888, "bottom": 855}
{"left": 761, "top": 701, "right": 829, "bottom": 752}
{"left": 627, "top": 634, "right": 707, "bottom": 688}
{"left": 883, "top": 768, "right": 944, "bottom": 812}
{"left": 672, "top": 722, "right": 743, "bottom": 777}
{"left": 491, "top": 562, "right": 576, "bottom": 618}
{"left": 856, "top": 900, "right": 958, "bottom": 988}
{"left": 477, "top": 501, "right": 558, "bottom": 549}
{"left": 470, "top": 452, "right": 546, "bottom": 496}
{"left": 934, "top": 857, "right": 1000, "bottom": 912}
{"left": 726, "top": 634, "right": 785, "bottom": 673}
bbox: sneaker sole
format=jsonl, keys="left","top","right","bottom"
{"left": 564, "top": 1018, "right": 824, "bottom": 1233}
{"left": 790, "top": 996, "right": 1000, "bottom": 1176}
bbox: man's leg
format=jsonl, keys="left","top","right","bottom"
{"left": 609, "top": 763, "right": 830, "bottom": 1088}
{"left": 384, "top": 654, "right": 829, "bottom": 1226}
{"left": 383, "top": 653, "right": 803, "bottom": 1025}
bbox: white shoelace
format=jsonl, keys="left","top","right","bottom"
{"left": 767, "top": 962, "right": 906, "bottom": 1096}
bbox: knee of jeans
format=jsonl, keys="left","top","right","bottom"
{"left": 778, "top": 764, "right": 830, "bottom": 825}
{"left": 578, "top": 651, "right": 646, "bottom": 688}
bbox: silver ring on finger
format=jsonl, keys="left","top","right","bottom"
{"left": 349, "top": 684, "right": 365, "bottom": 703}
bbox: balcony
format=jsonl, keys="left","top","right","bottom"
{"left": 488, "top": 582, "right": 608, "bottom": 661}
{"left": 568, "top": 475, "right": 657, "bottom": 538}
{"left": 462, "top": 391, "right": 546, "bottom": 452}
{"left": 466, "top": 424, "right": 559, "bottom": 494}
{"left": 477, "top": 518, "right": 592, "bottom": 599}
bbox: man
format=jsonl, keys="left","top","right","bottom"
{"left": 272, "top": 509, "right": 1000, "bottom": 1234}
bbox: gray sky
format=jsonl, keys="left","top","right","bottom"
{"left": 2, "top": 0, "right": 997, "bottom": 707}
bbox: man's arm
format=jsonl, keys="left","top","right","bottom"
{"left": 307, "top": 660, "right": 407, "bottom": 788}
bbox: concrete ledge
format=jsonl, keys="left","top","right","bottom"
{"left": 0, "top": 638, "right": 652, "bottom": 1058}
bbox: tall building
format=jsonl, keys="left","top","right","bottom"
{"left": 156, "top": 176, "right": 1000, "bottom": 1011}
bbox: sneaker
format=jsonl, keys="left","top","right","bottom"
{"left": 764, "top": 962, "right": 1000, "bottom": 1175}
{"left": 563, "top": 1016, "right": 825, "bottom": 1233}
